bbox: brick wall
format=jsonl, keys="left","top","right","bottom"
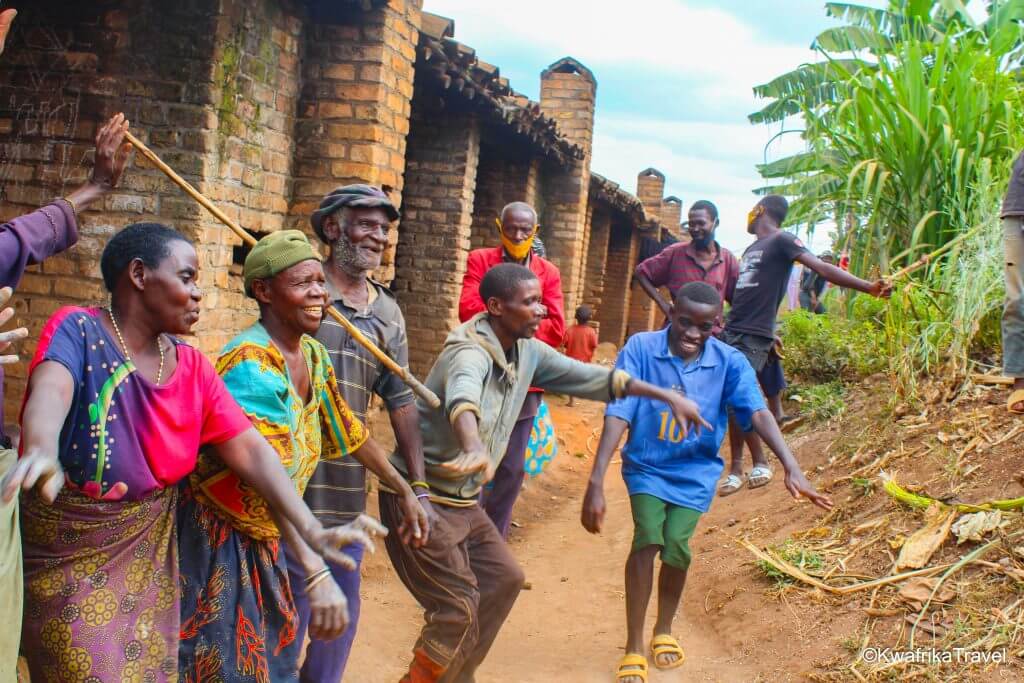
{"left": 538, "top": 58, "right": 595, "bottom": 315}
{"left": 468, "top": 146, "right": 539, "bottom": 252}
{"left": 595, "top": 219, "right": 637, "bottom": 346}
{"left": 198, "top": 0, "right": 306, "bottom": 353}
{"left": 661, "top": 196, "right": 682, "bottom": 240}
{"left": 289, "top": 0, "right": 420, "bottom": 284}
{"left": 582, "top": 206, "right": 611, "bottom": 310}
{"left": 0, "top": 0, "right": 425, "bottom": 423}
{"left": 391, "top": 105, "right": 480, "bottom": 376}
{"left": 636, "top": 167, "right": 664, "bottom": 222}
{"left": 0, "top": 0, "right": 224, "bottom": 421}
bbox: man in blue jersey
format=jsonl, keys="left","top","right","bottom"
{"left": 581, "top": 281, "right": 832, "bottom": 683}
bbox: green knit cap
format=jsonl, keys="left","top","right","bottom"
{"left": 243, "top": 230, "right": 321, "bottom": 297}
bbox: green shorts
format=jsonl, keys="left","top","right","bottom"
{"left": 629, "top": 493, "right": 701, "bottom": 570}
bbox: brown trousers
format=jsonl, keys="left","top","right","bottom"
{"left": 379, "top": 491, "right": 524, "bottom": 683}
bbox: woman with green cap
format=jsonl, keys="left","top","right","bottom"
{"left": 178, "top": 230, "right": 427, "bottom": 681}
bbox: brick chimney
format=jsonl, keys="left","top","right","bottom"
{"left": 636, "top": 168, "right": 665, "bottom": 225}
{"left": 538, "top": 57, "right": 597, "bottom": 313}
{"left": 661, "top": 196, "right": 682, "bottom": 239}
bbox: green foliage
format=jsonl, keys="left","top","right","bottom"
{"left": 778, "top": 308, "right": 885, "bottom": 383}
{"left": 753, "top": 0, "right": 1022, "bottom": 397}
{"left": 788, "top": 381, "right": 848, "bottom": 421}
{"left": 882, "top": 192, "right": 1005, "bottom": 399}
{"left": 751, "top": 0, "right": 1024, "bottom": 275}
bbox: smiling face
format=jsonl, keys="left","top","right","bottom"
{"left": 252, "top": 259, "right": 328, "bottom": 337}
{"left": 667, "top": 295, "right": 720, "bottom": 361}
{"left": 325, "top": 206, "right": 390, "bottom": 274}
{"left": 687, "top": 208, "right": 716, "bottom": 249}
{"left": 487, "top": 277, "right": 547, "bottom": 341}
{"left": 135, "top": 239, "right": 203, "bottom": 335}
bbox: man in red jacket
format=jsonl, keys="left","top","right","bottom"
{"left": 458, "top": 201, "right": 566, "bottom": 537}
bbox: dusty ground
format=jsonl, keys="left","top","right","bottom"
{"left": 349, "top": 397, "right": 848, "bottom": 682}
{"left": 349, "top": 377, "right": 1024, "bottom": 683}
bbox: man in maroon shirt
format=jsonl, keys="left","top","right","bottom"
{"left": 634, "top": 200, "right": 739, "bottom": 334}
{"left": 458, "top": 201, "right": 565, "bottom": 537}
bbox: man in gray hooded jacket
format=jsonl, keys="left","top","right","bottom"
{"left": 378, "top": 263, "right": 708, "bottom": 683}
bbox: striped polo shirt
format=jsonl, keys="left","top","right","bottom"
{"left": 303, "top": 278, "right": 415, "bottom": 525}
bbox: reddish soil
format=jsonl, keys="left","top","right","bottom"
{"left": 350, "top": 398, "right": 846, "bottom": 682}
{"left": 349, "top": 378, "right": 1024, "bottom": 682}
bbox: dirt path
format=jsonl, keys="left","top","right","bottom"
{"left": 347, "top": 398, "right": 842, "bottom": 682}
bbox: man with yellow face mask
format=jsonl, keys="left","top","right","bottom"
{"left": 719, "top": 195, "right": 890, "bottom": 498}
{"left": 458, "top": 201, "right": 566, "bottom": 537}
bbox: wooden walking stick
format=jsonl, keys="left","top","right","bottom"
{"left": 124, "top": 131, "right": 442, "bottom": 408}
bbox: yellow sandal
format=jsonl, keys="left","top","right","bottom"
{"left": 615, "top": 653, "right": 648, "bottom": 682}
{"left": 650, "top": 634, "right": 686, "bottom": 670}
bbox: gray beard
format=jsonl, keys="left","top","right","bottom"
{"left": 332, "top": 235, "right": 378, "bottom": 275}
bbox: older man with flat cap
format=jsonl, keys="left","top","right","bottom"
{"left": 288, "top": 184, "right": 432, "bottom": 682}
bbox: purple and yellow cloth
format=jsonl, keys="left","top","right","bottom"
{"left": 18, "top": 305, "right": 252, "bottom": 682}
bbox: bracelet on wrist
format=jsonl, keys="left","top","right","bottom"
{"left": 305, "top": 571, "right": 332, "bottom": 592}
{"left": 304, "top": 566, "right": 331, "bottom": 586}
{"left": 409, "top": 480, "right": 429, "bottom": 491}
{"left": 415, "top": 491, "right": 431, "bottom": 500}
{"left": 57, "top": 196, "right": 79, "bottom": 225}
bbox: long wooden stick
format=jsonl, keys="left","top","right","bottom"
{"left": 125, "top": 131, "right": 441, "bottom": 408}
{"left": 887, "top": 223, "right": 984, "bottom": 282}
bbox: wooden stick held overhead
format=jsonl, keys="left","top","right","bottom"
{"left": 124, "top": 130, "right": 442, "bottom": 409}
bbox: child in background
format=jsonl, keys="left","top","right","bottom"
{"left": 564, "top": 305, "right": 599, "bottom": 406}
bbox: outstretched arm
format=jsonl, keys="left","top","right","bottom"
{"left": 581, "top": 416, "right": 629, "bottom": 533}
{"left": 622, "top": 377, "right": 710, "bottom": 435}
{"left": 1, "top": 361, "right": 73, "bottom": 503}
{"left": 435, "top": 409, "right": 492, "bottom": 481}
{"left": 796, "top": 252, "right": 890, "bottom": 298}
{"left": 214, "top": 429, "right": 387, "bottom": 566}
{"left": 751, "top": 410, "right": 832, "bottom": 510}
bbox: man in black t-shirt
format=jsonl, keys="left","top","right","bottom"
{"left": 718, "top": 195, "right": 890, "bottom": 496}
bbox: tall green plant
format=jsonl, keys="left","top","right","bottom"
{"left": 751, "top": 0, "right": 1024, "bottom": 276}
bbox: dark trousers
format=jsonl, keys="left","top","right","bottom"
{"left": 479, "top": 391, "right": 541, "bottom": 539}
{"left": 284, "top": 542, "right": 364, "bottom": 683}
{"left": 379, "top": 491, "right": 525, "bottom": 683}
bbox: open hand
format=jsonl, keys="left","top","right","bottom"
{"left": 397, "top": 491, "right": 430, "bottom": 548}
{"left": 306, "top": 574, "right": 349, "bottom": 641}
{"left": 437, "top": 446, "right": 494, "bottom": 483}
{"left": 666, "top": 393, "right": 711, "bottom": 438}
{"left": 314, "top": 514, "right": 388, "bottom": 569}
{"left": 1, "top": 444, "right": 64, "bottom": 503}
{"left": 91, "top": 113, "right": 132, "bottom": 189}
{"left": 784, "top": 469, "right": 833, "bottom": 511}
{"left": 580, "top": 483, "right": 606, "bottom": 534}
{"left": 0, "top": 287, "right": 27, "bottom": 365}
